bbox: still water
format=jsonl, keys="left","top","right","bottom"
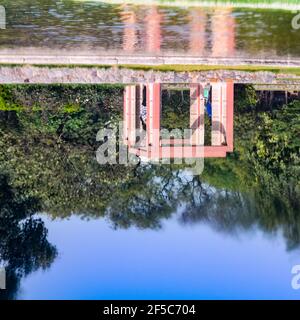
{"left": 0, "top": 84, "right": 299, "bottom": 299}
{"left": 19, "top": 212, "right": 300, "bottom": 300}
{"left": 0, "top": 0, "right": 299, "bottom": 59}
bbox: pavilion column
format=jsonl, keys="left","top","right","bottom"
{"left": 211, "top": 82, "right": 228, "bottom": 146}
{"left": 221, "top": 82, "right": 228, "bottom": 145}
{"left": 123, "top": 85, "right": 130, "bottom": 145}
{"left": 226, "top": 80, "right": 234, "bottom": 151}
{"left": 190, "top": 84, "right": 205, "bottom": 146}
{"left": 124, "top": 85, "right": 138, "bottom": 147}
{"left": 146, "top": 83, "right": 161, "bottom": 159}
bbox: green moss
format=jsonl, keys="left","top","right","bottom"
{"left": 62, "top": 104, "right": 81, "bottom": 113}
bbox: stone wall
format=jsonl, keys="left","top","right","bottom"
{"left": 1, "top": 66, "right": 300, "bottom": 85}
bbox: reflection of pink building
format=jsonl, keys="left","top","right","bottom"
{"left": 121, "top": 6, "right": 137, "bottom": 52}
{"left": 145, "top": 7, "right": 162, "bottom": 53}
{"left": 121, "top": 6, "right": 235, "bottom": 57}
{"left": 121, "top": 5, "right": 162, "bottom": 54}
{"left": 123, "top": 82, "right": 234, "bottom": 160}
{"left": 189, "top": 9, "right": 206, "bottom": 55}
{"left": 211, "top": 8, "right": 235, "bottom": 57}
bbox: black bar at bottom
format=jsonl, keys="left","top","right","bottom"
{"left": 0, "top": 300, "right": 295, "bottom": 319}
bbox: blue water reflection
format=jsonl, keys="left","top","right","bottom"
{"left": 20, "top": 213, "right": 300, "bottom": 300}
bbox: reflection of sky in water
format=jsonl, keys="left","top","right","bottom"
{"left": 19, "top": 212, "right": 300, "bottom": 300}
{"left": 0, "top": 1, "right": 299, "bottom": 301}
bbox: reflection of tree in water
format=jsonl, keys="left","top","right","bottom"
{"left": 179, "top": 186, "right": 257, "bottom": 233}
{"left": 0, "top": 84, "right": 299, "bottom": 267}
{"left": 105, "top": 164, "right": 187, "bottom": 230}
{"left": 0, "top": 174, "right": 57, "bottom": 300}
{"left": 179, "top": 187, "right": 300, "bottom": 251}
{"left": 105, "top": 162, "right": 300, "bottom": 250}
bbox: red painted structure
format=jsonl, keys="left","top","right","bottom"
{"left": 123, "top": 81, "right": 234, "bottom": 159}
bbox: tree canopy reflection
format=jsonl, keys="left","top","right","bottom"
{"left": 0, "top": 174, "right": 57, "bottom": 300}
{"left": 0, "top": 84, "right": 299, "bottom": 260}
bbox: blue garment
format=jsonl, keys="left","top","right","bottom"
{"left": 206, "top": 101, "right": 212, "bottom": 118}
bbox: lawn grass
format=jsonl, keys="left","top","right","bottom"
{"left": 117, "top": 64, "right": 300, "bottom": 76}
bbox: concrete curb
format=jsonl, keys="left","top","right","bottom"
{"left": 0, "top": 52, "right": 300, "bottom": 68}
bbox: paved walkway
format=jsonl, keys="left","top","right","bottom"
{"left": 0, "top": 49, "right": 300, "bottom": 68}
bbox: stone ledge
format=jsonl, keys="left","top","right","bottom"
{"left": 1, "top": 65, "right": 300, "bottom": 85}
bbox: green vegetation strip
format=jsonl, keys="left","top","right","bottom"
{"left": 118, "top": 64, "right": 300, "bottom": 75}
{"left": 1, "top": 63, "right": 300, "bottom": 76}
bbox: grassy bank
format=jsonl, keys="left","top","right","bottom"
{"left": 1, "top": 63, "right": 300, "bottom": 76}
{"left": 118, "top": 64, "right": 300, "bottom": 76}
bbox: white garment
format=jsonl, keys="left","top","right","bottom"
{"left": 140, "top": 104, "right": 147, "bottom": 123}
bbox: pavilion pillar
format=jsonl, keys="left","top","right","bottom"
{"left": 124, "top": 85, "right": 138, "bottom": 147}
{"left": 211, "top": 82, "right": 222, "bottom": 146}
{"left": 190, "top": 84, "right": 205, "bottom": 146}
{"left": 146, "top": 83, "right": 161, "bottom": 159}
{"left": 211, "top": 82, "right": 228, "bottom": 146}
{"left": 226, "top": 80, "right": 234, "bottom": 151}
